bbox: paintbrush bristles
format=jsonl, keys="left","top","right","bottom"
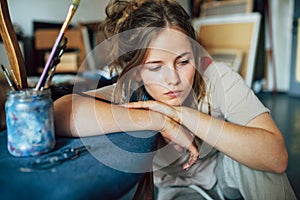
{"left": 60, "top": 0, "right": 80, "bottom": 34}
{"left": 72, "top": 0, "right": 80, "bottom": 9}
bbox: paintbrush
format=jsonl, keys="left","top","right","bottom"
{"left": 1, "top": 64, "right": 18, "bottom": 91}
{"left": 45, "top": 37, "right": 68, "bottom": 88}
{"left": 35, "top": 0, "right": 80, "bottom": 91}
{"left": 10, "top": 68, "right": 21, "bottom": 90}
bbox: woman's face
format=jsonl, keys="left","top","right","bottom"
{"left": 137, "top": 28, "right": 196, "bottom": 106}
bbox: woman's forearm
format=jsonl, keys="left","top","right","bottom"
{"left": 54, "top": 94, "right": 164, "bottom": 137}
{"left": 122, "top": 100, "right": 288, "bottom": 172}
{"left": 54, "top": 94, "right": 200, "bottom": 168}
{"left": 180, "top": 106, "right": 288, "bottom": 173}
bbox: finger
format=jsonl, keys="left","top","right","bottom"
{"left": 183, "top": 145, "right": 199, "bottom": 170}
{"left": 121, "top": 101, "right": 154, "bottom": 109}
{"left": 147, "top": 102, "right": 181, "bottom": 123}
{"left": 161, "top": 132, "right": 185, "bottom": 152}
{"left": 161, "top": 122, "right": 193, "bottom": 148}
{"left": 122, "top": 101, "right": 182, "bottom": 124}
{"left": 183, "top": 152, "right": 199, "bottom": 170}
{"left": 169, "top": 132, "right": 199, "bottom": 169}
{"left": 122, "top": 101, "right": 168, "bottom": 113}
{"left": 160, "top": 119, "right": 199, "bottom": 169}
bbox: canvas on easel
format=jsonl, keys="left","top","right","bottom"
{"left": 192, "top": 12, "right": 261, "bottom": 87}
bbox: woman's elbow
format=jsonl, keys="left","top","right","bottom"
{"left": 269, "top": 141, "right": 288, "bottom": 174}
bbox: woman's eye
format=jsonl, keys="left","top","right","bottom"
{"left": 148, "top": 65, "right": 162, "bottom": 71}
{"left": 177, "top": 59, "right": 190, "bottom": 66}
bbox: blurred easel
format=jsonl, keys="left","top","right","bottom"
{"left": 264, "top": 0, "right": 277, "bottom": 94}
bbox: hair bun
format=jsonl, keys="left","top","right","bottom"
{"left": 104, "top": 0, "right": 147, "bottom": 37}
{"left": 105, "top": 0, "right": 129, "bottom": 19}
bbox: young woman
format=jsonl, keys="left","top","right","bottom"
{"left": 54, "top": 0, "right": 296, "bottom": 199}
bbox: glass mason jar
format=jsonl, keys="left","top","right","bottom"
{"left": 5, "top": 89, "right": 55, "bottom": 157}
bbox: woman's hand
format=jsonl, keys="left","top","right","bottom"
{"left": 123, "top": 100, "right": 182, "bottom": 123}
{"left": 122, "top": 101, "right": 198, "bottom": 170}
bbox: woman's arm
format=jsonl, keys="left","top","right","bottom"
{"left": 181, "top": 107, "right": 288, "bottom": 173}
{"left": 123, "top": 101, "right": 288, "bottom": 173}
{"left": 54, "top": 94, "right": 163, "bottom": 137}
{"left": 54, "top": 94, "right": 199, "bottom": 169}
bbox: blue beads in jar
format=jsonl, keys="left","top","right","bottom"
{"left": 5, "top": 89, "right": 55, "bottom": 157}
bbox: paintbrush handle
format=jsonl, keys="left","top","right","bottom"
{"left": 35, "top": 1, "right": 79, "bottom": 91}
{"left": 35, "top": 32, "right": 64, "bottom": 91}
{"left": 61, "top": 5, "right": 77, "bottom": 34}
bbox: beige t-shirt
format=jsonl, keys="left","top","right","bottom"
{"left": 95, "top": 62, "right": 269, "bottom": 190}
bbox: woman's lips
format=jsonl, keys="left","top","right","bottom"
{"left": 164, "top": 90, "right": 182, "bottom": 98}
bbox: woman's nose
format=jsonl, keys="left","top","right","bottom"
{"left": 165, "top": 66, "right": 180, "bottom": 85}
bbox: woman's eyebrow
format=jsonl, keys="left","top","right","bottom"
{"left": 144, "top": 60, "right": 163, "bottom": 64}
{"left": 144, "top": 52, "right": 192, "bottom": 64}
{"left": 175, "top": 52, "right": 192, "bottom": 60}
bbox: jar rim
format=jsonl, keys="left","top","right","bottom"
{"left": 6, "top": 88, "right": 51, "bottom": 101}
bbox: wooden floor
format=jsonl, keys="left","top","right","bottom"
{"left": 257, "top": 92, "right": 300, "bottom": 199}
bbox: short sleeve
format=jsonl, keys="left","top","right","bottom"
{"left": 204, "top": 62, "right": 269, "bottom": 125}
{"left": 93, "top": 84, "right": 116, "bottom": 102}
